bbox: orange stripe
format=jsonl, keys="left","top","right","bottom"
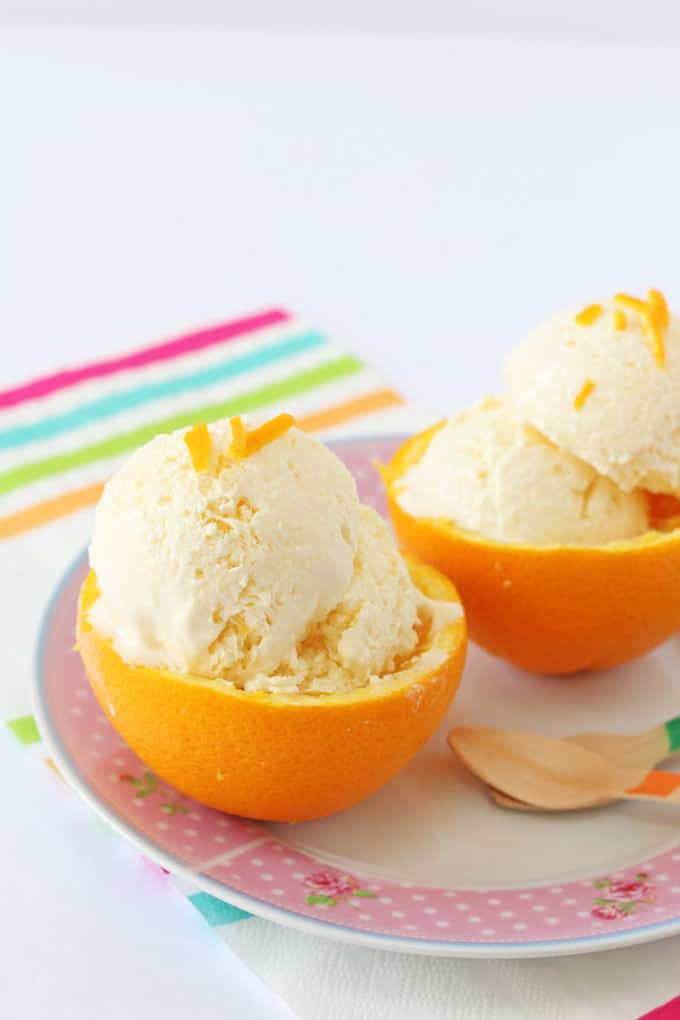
{"left": 297, "top": 388, "right": 403, "bottom": 433}
{"left": 626, "top": 771, "right": 680, "bottom": 797}
{"left": 0, "top": 388, "right": 404, "bottom": 540}
{"left": 0, "top": 481, "right": 106, "bottom": 539}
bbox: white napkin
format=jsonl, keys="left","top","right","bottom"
{"left": 213, "top": 911, "right": 680, "bottom": 1020}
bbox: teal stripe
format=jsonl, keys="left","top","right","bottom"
{"left": 0, "top": 331, "right": 325, "bottom": 451}
{"left": 188, "top": 892, "right": 252, "bottom": 926}
{"left": 0, "top": 354, "right": 363, "bottom": 497}
{"left": 664, "top": 716, "right": 680, "bottom": 753}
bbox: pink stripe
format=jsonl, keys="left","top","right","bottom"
{"left": 0, "top": 308, "right": 290, "bottom": 411}
{"left": 638, "top": 996, "right": 680, "bottom": 1019}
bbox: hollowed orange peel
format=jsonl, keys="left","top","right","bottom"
{"left": 77, "top": 557, "right": 467, "bottom": 822}
{"left": 382, "top": 424, "right": 680, "bottom": 676}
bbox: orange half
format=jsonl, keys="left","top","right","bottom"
{"left": 384, "top": 425, "right": 680, "bottom": 676}
{"left": 77, "top": 558, "right": 467, "bottom": 822}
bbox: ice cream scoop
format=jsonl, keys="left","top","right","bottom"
{"left": 383, "top": 421, "right": 680, "bottom": 674}
{"left": 256, "top": 502, "right": 430, "bottom": 694}
{"left": 506, "top": 291, "right": 680, "bottom": 494}
{"left": 89, "top": 416, "right": 362, "bottom": 681}
{"left": 396, "top": 398, "right": 648, "bottom": 546}
{"left": 89, "top": 415, "right": 445, "bottom": 695}
{"left": 78, "top": 416, "right": 469, "bottom": 821}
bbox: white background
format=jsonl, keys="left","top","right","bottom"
{"left": 3, "top": 6, "right": 680, "bottom": 1018}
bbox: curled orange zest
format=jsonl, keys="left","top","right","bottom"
{"left": 649, "top": 289, "right": 670, "bottom": 329}
{"left": 574, "top": 304, "right": 603, "bottom": 326}
{"left": 230, "top": 413, "right": 297, "bottom": 459}
{"left": 184, "top": 423, "right": 211, "bottom": 471}
{"left": 229, "top": 416, "right": 247, "bottom": 458}
{"left": 615, "top": 290, "right": 668, "bottom": 368}
{"left": 245, "top": 413, "right": 296, "bottom": 455}
{"left": 573, "top": 378, "right": 596, "bottom": 410}
{"left": 615, "top": 293, "right": 648, "bottom": 314}
{"left": 642, "top": 319, "right": 666, "bottom": 368}
{"left": 613, "top": 309, "right": 627, "bottom": 331}
{"left": 642, "top": 296, "right": 667, "bottom": 368}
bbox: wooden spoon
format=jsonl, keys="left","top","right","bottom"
{"left": 448, "top": 726, "right": 680, "bottom": 811}
{"left": 489, "top": 716, "right": 680, "bottom": 812}
{"left": 559, "top": 716, "right": 680, "bottom": 768}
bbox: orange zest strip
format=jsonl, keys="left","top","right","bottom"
{"left": 615, "top": 290, "right": 668, "bottom": 368}
{"left": 574, "top": 304, "right": 603, "bottom": 326}
{"left": 573, "top": 378, "right": 596, "bottom": 410}
{"left": 649, "top": 289, "right": 670, "bottom": 329}
{"left": 0, "top": 481, "right": 106, "bottom": 540}
{"left": 615, "top": 293, "right": 648, "bottom": 314}
{"left": 642, "top": 311, "right": 666, "bottom": 368}
{"left": 228, "top": 415, "right": 247, "bottom": 457}
{"left": 184, "top": 422, "right": 211, "bottom": 471}
{"left": 232, "top": 413, "right": 296, "bottom": 458}
{"left": 626, "top": 770, "right": 680, "bottom": 798}
{"left": 0, "top": 389, "right": 405, "bottom": 540}
{"left": 646, "top": 289, "right": 669, "bottom": 368}
{"left": 613, "top": 309, "right": 627, "bottom": 331}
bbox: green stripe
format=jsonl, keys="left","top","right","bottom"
{"left": 664, "top": 716, "right": 680, "bottom": 753}
{"left": 7, "top": 714, "right": 41, "bottom": 745}
{"left": 0, "top": 355, "right": 362, "bottom": 497}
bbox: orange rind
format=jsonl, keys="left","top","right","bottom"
{"left": 77, "top": 558, "right": 467, "bottom": 822}
{"left": 384, "top": 424, "right": 680, "bottom": 676}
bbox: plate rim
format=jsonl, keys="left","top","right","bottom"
{"left": 32, "top": 433, "right": 680, "bottom": 959}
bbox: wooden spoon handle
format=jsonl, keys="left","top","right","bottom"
{"left": 625, "top": 770, "right": 680, "bottom": 802}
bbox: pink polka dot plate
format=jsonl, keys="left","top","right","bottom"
{"left": 34, "top": 435, "right": 680, "bottom": 957}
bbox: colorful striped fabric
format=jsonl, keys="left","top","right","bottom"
{"left": 0, "top": 308, "right": 404, "bottom": 540}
